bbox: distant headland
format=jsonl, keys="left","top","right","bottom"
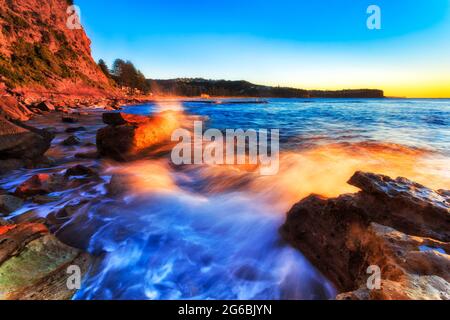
{"left": 147, "top": 78, "right": 385, "bottom": 99}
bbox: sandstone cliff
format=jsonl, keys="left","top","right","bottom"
{"left": 0, "top": 0, "right": 113, "bottom": 97}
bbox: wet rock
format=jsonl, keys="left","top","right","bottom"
{"left": 15, "top": 174, "right": 66, "bottom": 198}
{"left": 65, "top": 165, "right": 98, "bottom": 178}
{"left": 346, "top": 172, "right": 449, "bottom": 242}
{"left": 0, "top": 223, "right": 91, "bottom": 300}
{"left": 74, "top": 151, "right": 99, "bottom": 159}
{"left": 55, "top": 106, "right": 69, "bottom": 113}
{"left": 46, "top": 201, "right": 89, "bottom": 233}
{"left": 0, "top": 195, "right": 24, "bottom": 215}
{"left": 281, "top": 171, "right": 450, "bottom": 300}
{"left": 102, "top": 112, "right": 151, "bottom": 126}
{"left": 12, "top": 210, "right": 46, "bottom": 224}
{"left": 35, "top": 101, "right": 55, "bottom": 112}
{"left": 65, "top": 126, "right": 86, "bottom": 133}
{"left": 62, "top": 115, "right": 78, "bottom": 123}
{"left": 96, "top": 112, "right": 181, "bottom": 161}
{"left": 0, "top": 117, "right": 53, "bottom": 168}
{"left": 0, "top": 96, "right": 33, "bottom": 121}
{"left": 30, "top": 108, "right": 43, "bottom": 115}
{"left": 74, "top": 112, "right": 89, "bottom": 116}
{"left": 0, "top": 159, "right": 24, "bottom": 175}
{"left": 44, "top": 127, "right": 58, "bottom": 135}
{"left": 107, "top": 174, "right": 132, "bottom": 196}
{"left": 32, "top": 195, "right": 61, "bottom": 205}
{"left": 61, "top": 135, "right": 80, "bottom": 146}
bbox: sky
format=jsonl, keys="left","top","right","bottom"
{"left": 76, "top": 0, "right": 450, "bottom": 98}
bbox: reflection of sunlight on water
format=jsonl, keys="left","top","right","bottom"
{"left": 189, "top": 142, "right": 450, "bottom": 212}
{"left": 71, "top": 139, "right": 448, "bottom": 300}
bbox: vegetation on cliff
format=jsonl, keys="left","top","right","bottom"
{"left": 0, "top": 0, "right": 110, "bottom": 91}
{"left": 145, "top": 78, "right": 384, "bottom": 98}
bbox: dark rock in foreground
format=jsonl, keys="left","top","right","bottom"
{"left": 65, "top": 127, "right": 86, "bottom": 133}
{"left": 15, "top": 174, "right": 66, "bottom": 198}
{"left": 65, "top": 165, "right": 98, "bottom": 178}
{"left": 0, "top": 222, "right": 91, "bottom": 300}
{"left": 62, "top": 115, "right": 79, "bottom": 123}
{"left": 62, "top": 135, "right": 81, "bottom": 146}
{"left": 281, "top": 171, "right": 450, "bottom": 300}
{"left": 0, "top": 117, "right": 54, "bottom": 174}
{"left": 0, "top": 195, "right": 24, "bottom": 216}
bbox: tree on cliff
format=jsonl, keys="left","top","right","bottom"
{"left": 111, "top": 59, "right": 149, "bottom": 94}
{"left": 98, "top": 59, "right": 111, "bottom": 78}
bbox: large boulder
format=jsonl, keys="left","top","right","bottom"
{"left": 34, "top": 101, "right": 55, "bottom": 112}
{"left": 0, "top": 96, "right": 33, "bottom": 121}
{"left": 0, "top": 117, "right": 54, "bottom": 174}
{"left": 0, "top": 195, "right": 24, "bottom": 216}
{"left": 0, "top": 223, "right": 91, "bottom": 300}
{"left": 96, "top": 112, "right": 182, "bottom": 161}
{"left": 281, "top": 171, "right": 450, "bottom": 300}
{"left": 14, "top": 174, "right": 66, "bottom": 198}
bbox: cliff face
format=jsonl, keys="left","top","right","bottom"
{"left": 0, "top": 0, "right": 112, "bottom": 95}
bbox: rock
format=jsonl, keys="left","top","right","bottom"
{"left": 346, "top": 172, "right": 449, "bottom": 242}
{"left": 281, "top": 171, "right": 450, "bottom": 300}
{"left": 35, "top": 101, "right": 55, "bottom": 112}
{"left": 32, "top": 195, "right": 61, "bottom": 205}
{"left": 96, "top": 112, "right": 181, "bottom": 161}
{"left": 335, "top": 223, "right": 450, "bottom": 300}
{"left": 74, "top": 151, "right": 99, "bottom": 159}
{"left": 15, "top": 174, "right": 66, "bottom": 198}
{"left": 0, "top": 117, "right": 53, "bottom": 164}
{"left": 0, "top": 159, "right": 25, "bottom": 175}
{"left": 65, "top": 126, "right": 86, "bottom": 133}
{"left": 44, "top": 127, "right": 58, "bottom": 135}
{"left": 46, "top": 201, "right": 89, "bottom": 233}
{"left": 107, "top": 174, "right": 132, "bottom": 196}
{"left": 65, "top": 165, "right": 98, "bottom": 177}
{"left": 61, "top": 135, "right": 80, "bottom": 146}
{"left": 74, "top": 112, "right": 89, "bottom": 116}
{"left": 0, "top": 223, "right": 90, "bottom": 300}
{"left": 0, "top": 195, "right": 24, "bottom": 215}
{"left": 55, "top": 106, "right": 69, "bottom": 113}
{"left": 12, "top": 210, "right": 46, "bottom": 224}
{"left": 0, "top": 96, "right": 33, "bottom": 121}
{"left": 101, "top": 112, "right": 150, "bottom": 126}
{"left": 62, "top": 116, "right": 78, "bottom": 123}
{"left": 30, "top": 108, "right": 43, "bottom": 115}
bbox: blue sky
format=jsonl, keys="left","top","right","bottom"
{"left": 76, "top": 0, "right": 450, "bottom": 97}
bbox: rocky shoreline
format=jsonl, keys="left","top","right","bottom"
{"left": 281, "top": 171, "right": 450, "bottom": 300}
{"left": 0, "top": 103, "right": 449, "bottom": 300}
